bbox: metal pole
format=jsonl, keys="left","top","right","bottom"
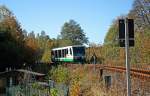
{"left": 125, "top": 18, "right": 131, "bottom": 96}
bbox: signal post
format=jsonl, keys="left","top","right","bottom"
{"left": 119, "top": 18, "right": 134, "bottom": 96}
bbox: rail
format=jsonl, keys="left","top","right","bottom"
{"left": 64, "top": 64, "right": 150, "bottom": 80}
{"left": 103, "top": 66, "right": 150, "bottom": 80}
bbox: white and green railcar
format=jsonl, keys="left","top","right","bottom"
{"left": 51, "top": 45, "right": 85, "bottom": 63}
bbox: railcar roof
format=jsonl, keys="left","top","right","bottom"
{"left": 52, "top": 45, "right": 84, "bottom": 50}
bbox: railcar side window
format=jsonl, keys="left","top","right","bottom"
{"left": 62, "top": 49, "right": 65, "bottom": 57}
{"left": 64, "top": 49, "right": 68, "bottom": 57}
{"left": 64, "top": 49, "right": 66, "bottom": 56}
{"left": 53, "top": 51, "right": 55, "bottom": 56}
{"left": 70, "top": 48, "right": 72, "bottom": 55}
{"left": 55, "top": 50, "right": 58, "bottom": 58}
{"left": 66, "top": 49, "right": 68, "bottom": 54}
{"left": 51, "top": 51, "right": 54, "bottom": 55}
{"left": 58, "top": 50, "right": 61, "bottom": 58}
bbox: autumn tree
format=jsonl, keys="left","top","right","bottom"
{"left": 0, "top": 5, "right": 35, "bottom": 71}
{"left": 128, "top": 0, "right": 150, "bottom": 65}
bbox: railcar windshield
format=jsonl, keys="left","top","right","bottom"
{"left": 73, "top": 47, "right": 85, "bottom": 56}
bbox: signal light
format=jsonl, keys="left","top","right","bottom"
{"left": 118, "top": 19, "right": 134, "bottom": 47}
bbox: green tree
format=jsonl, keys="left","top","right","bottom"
{"left": 41, "top": 47, "right": 51, "bottom": 62}
{"left": 60, "top": 20, "right": 88, "bottom": 46}
{"left": 104, "top": 21, "right": 118, "bottom": 46}
{"left": 48, "top": 65, "right": 70, "bottom": 84}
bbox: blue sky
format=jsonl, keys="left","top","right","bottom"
{"left": 0, "top": 0, "right": 133, "bottom": 44}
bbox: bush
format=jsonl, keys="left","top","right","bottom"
{"left": 48, "top": 65, "right": 70, "bottom": 84}
{"left": 50, "top": 88, "right": 58, "bottom": 96}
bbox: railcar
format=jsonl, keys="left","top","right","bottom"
{"left": 51, "top": 45, "right": 85, "bottom": 63}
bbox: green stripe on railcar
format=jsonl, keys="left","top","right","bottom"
{"left": 55, "top": 58, "right": 74, "bottom": 62}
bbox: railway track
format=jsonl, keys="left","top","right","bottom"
{"left": 65, "top": 64, "right": 150, "bottom": 80}
{"left": 103, "top": 66, "right": 150, "bottom": 80}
